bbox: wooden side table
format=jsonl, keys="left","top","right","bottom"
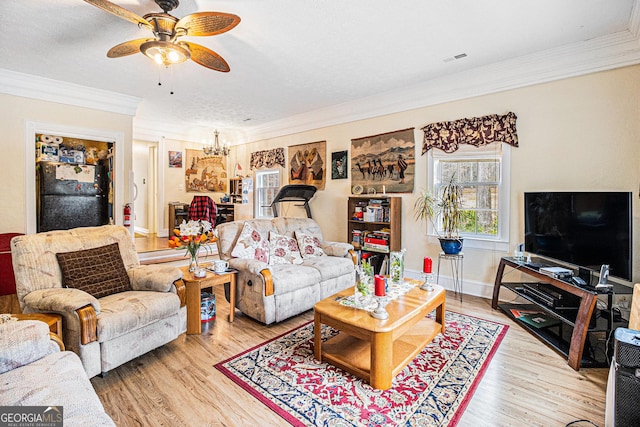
{"left": 179, "top": 266, "right": 237, "bottom": 335}
{"left": 13, "top": 313, "right": 64, "bottom": 349}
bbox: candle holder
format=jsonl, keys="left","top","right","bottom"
{"left": 370, "top": 296, "right": 390, "bottom": 320}
{"left": 420, "top": 272, "right": 434, "bottom": 291}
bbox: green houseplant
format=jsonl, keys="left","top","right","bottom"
{"left": 414, "top": 175, "right": 464, "bottom": 254}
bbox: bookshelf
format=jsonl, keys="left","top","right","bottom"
{"left": 347, "top": 196, "right": 401, "bottom": 254}
{"left": 168, "top": 202, "right": 189, "bottom": 232}
{"left": 229, "top": 178, "right": 243, "bottom": 204}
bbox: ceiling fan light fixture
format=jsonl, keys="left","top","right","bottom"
{"left": 141, "top": 40, "right": 190, "bottom": 67}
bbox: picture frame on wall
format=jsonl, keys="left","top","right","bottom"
{"left": 169, "top": 151, "right": 182, "bottom": 168}
{"left": 185, "top": 149, "right": 227, "bottom": 193}
{"left": 350, "top": 128, "right": 415, "bottom": 194}
{"left": 288, "top": 141, "right": 326, "bottom": 190}
{"left": 331, "top": 150, "right": 348, "bottom": 179}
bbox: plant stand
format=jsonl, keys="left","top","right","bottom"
{"left": 436, "top": 252, "right": 464, "bottom": 302}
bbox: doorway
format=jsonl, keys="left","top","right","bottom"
{"left": 25, "top": 121, "right": 125, "bottom": 234}
{"left": 132, "top": 140, "right": 159, "bottom": 236}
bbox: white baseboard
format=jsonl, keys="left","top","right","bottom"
{"left": 134, "top": 226, "right": 149, "bottom": 235}
{"left": 404, "top": 268, "right": 494, "bottom": 300}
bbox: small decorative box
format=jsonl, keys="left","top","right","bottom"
{"left": 59, "top": 147, "right": 75, "bottom": 163}
{"left": 72, "top": 150, "right": 85, "bottom": 164}
{"left": 39, "top": 143, "right": 59, "bottom": 161}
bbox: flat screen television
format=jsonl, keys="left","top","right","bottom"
{"left": 524, "top": 191, "right": 632, "bottom": 281}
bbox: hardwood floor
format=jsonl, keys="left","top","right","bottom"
{"left": 134, "top": 234, "right": 171, "bottom": 253}
{"left": 91, "top": 288, "right": 609, "bottom": 426}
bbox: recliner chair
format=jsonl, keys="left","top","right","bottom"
{"left": 11, "top": 225, "right": 187, "bottom": 378}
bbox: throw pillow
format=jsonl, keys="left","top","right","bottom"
{"left": 56, "top": 242, "right": 131, "bottom": 299}
{"left": 230, "top": 222, "right": 270, "bottom": 263}
{"left": 268, "top": 232, "right": 303, "bottom": 265}
{"left": 295, "top": 231, "right": 326, "bottom": 259}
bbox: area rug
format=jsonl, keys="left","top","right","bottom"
{"left": 215, "top": 311, "right": 508, "bottom": 426}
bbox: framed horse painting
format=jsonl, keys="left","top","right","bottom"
{"left": 288, "top": 141, "right": 326, "bottom": 190}
{"left": 350, "top": 128, "right": 415, "bottom": 194}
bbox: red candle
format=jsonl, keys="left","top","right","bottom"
{"left": 374, "top": 275, "right": 385, "bottom": 296}
{"left": 423, "top": 257, "right": 432, "bottom": 274}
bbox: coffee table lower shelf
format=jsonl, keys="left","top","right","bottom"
{"left": 321, "top": 316, "right": 443, "bottom": 383}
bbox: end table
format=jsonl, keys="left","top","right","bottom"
{"left": 13, "top": 313, "right": 64, "bottom": 349}
{"left": 180, "top": 266, "right": 237, "bottom": 335}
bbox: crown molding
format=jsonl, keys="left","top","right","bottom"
{"left": 247, "top": 2, "right": 640, "bottom": 141}
{"left": 3, "top": 1, "right": 640, "bottom": 141}
{"left": 0, "top": 69, "right": 141, "bottom": 116}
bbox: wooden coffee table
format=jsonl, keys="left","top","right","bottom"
{"left": 314, "top": 283, "right": 446, "bottom": 390}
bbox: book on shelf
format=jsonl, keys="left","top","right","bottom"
{"left": 362, "top": 243, "right": 390, "bottom": 253}
{"left": 509, "top": 308, "right": 544, "bottom": 319}
{"left": 518, "top": 312, "right": 561, "bottom": 329}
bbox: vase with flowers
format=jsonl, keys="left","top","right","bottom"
{"left": 168, "top": 220, "right": 216, "bottom": 276}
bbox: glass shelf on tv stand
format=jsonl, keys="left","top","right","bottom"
{"left": 493, "top": 256, "right": 615, "bottom": 370}
{"left": 505, "top": 256, "right": 632, "bottom": 296}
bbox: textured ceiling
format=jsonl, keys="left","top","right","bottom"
{"left": 1, "top": 0, "right": 637, "bottom": 141}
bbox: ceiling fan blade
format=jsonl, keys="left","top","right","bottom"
{"left": 107, "top": 38, "right": 149, "bottom": 58}
{"left": 176, "top": 12, "right": 240, "bottom": 37}
{"left": 184, "top": 42, "right": 230, "bottom": 72}
{"left": 83, "top": 0, "right": 151, "bottom": 29}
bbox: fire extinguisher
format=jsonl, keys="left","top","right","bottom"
{"left": 123, "top": 203, "right": 132, "bottom": 227}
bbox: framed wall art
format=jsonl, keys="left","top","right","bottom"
{"left": 288, "top": 141, "right": 326, "bottom": 190}
{"left": 350, "top": 128, "right": 415, "bottom": 194}
{"left": 331, "top": 150, "right": 348, "bottom": 179}
{"left": 185, "top": 149, "right": 227, "bottom": 193}
{"left": 168, "top": 151, "right": 182, "bottom": 168}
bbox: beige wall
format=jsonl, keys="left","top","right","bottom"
{"left": 233, "top": 65, "right": 640, "bottom": 295}
{"left": 0, "top": 93, "right": 133, "bottom": 234}
{"left": 3, "top": 65, "right": 638, "bottom": 295}
{"left": 162, "top": 138, "right": 230, "bottom": 231}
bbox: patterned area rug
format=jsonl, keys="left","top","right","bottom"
{"left": 216, "top": 311, "right": 508, "bottom": 426}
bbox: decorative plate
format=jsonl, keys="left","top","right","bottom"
{"left": 352, "top": 184, "right": 363, "bottom": 195}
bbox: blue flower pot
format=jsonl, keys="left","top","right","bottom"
{"left": 439, "top": 238, "right": 463, "bottom": 255}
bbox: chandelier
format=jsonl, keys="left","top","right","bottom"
{"left": 203, "top": 130, "right": 230, "bottom": 157}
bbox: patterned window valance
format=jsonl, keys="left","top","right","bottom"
{"left": 421, "top": 112, "right": 518, "bottom": 154}
{"left": 250, "top": 147, "right": 285, "bottom": 170}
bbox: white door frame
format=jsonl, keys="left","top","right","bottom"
{"left": 25, "top": 121, "right": 125, "bottom": 234}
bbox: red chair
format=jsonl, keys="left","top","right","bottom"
{"left": 0, "top": 233, "right": 23, "bottom": 296}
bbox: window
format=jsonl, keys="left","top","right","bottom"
{"left": 428, "top": 144, "right": 511, "bottom": 251}
{"left": 254, "top": 169, "right": 280, "bottom": 218}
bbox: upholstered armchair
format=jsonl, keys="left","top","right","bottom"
{"left": 0, "top": 319, "right": 115, "bottom": 426}
{"left": 11, "top": 225, "right": 187, "bottom": 378}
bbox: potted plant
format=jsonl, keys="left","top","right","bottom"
{"left": 414, "top": 175, "right": 464, "bottom": 254}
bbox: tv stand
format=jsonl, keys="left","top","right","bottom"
{"left": 492, "top": 257, "right": 599, "bottom": 370}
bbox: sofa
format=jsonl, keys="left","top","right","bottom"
{"left": 0, "top": 319, "right": 115, "bottom": 426}
{"left": 216, "top": 217, "right": 356, "bottom": 324}
{"left": 11, "top": 225, "right": 187, "bottom": 378}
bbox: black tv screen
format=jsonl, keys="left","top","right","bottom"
{"left": 524, "top": 192, "right": 632, "bottom": 281}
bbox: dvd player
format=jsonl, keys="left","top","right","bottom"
{"left": 521, "top": 283, "right": 565, "bottom": 308}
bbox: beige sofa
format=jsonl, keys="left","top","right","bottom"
{"left": 216, "top": 217, "right": 356, "bottom": 324}
{"left": 11, "top": 225, "right": 186, "bottom": 378}
{"left": 0, "top": 319, "right": 115, "bottom": 426}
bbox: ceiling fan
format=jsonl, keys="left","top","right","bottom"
{"left": 83, "top": 0, "right": 240, "bottom": 72}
